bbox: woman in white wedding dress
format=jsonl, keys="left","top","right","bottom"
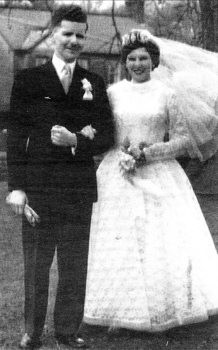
{"left": 83, "top": 29, "right": 218, "bottom": 332}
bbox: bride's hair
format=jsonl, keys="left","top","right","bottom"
{"left": 121, "top": 29, "right": 160, "bottom": 70}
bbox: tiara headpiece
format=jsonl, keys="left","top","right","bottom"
{"left": 122, "top": 29, "right": 159, "bottom": 50}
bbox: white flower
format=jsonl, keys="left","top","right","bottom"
{"left": 122, "top": 34, "right": 130, "bottom": 46}
{"left": 81, "top": 78, "right": 93, "bottom": 100}
{"left": 130, "top": 32, "right": 137, "bottom": 42}
{"left": 119, "top": 153, "right": 136, "bottom": 173}
{"left": 81, "top": 78, "right": 92, "bottom": 90}
{"left": 140, "top": 32, "right": 149, "bottom": 43}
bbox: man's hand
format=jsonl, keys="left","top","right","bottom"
{"left": 80, "top": 125, "right": 96, "bottom": 140}
{"left": 24, "top": 204, "right": 40, "bottom": 227}
{"left": 51, "top": 125, "right": 77, "bottom": 147}
{"left": 6, "top": 190, "right": 27, "bottom": 215}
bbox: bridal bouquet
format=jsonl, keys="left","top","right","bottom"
{"left": 119, "top": 137, "right": 148, "bottom": 173}
{"left": 119, "top": 137, "right": 164, "bottom": 197}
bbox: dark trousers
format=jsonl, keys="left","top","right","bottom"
{"left": 22, "top": 191, "right": 92, "bottom": 338}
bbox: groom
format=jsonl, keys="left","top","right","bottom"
{"left": 7, "top": 4, "right": 114, "bottom": 349}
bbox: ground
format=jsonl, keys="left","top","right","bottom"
{"left": 1, "top": 179, "right": 218, "bottom": 350}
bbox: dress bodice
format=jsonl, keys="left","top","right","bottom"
{"left": 108, "top": 80, "right": 172, "bottom": 146}
{"left": 107, "top": 79, "right": 190, "bottom": 162}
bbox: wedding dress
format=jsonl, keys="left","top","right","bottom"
{"left": 84, "top": 36, "right": 218, "bottom": 332}
{"left": 83, "top": 76, "right": 218, "bottom": 332}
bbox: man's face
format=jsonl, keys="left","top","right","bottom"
{"left": 52, "top": 20, "right": 87, "bottom": 63}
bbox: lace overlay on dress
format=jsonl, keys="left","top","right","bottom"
{"left": 84, "top": 79, "right": 218, "bottom": 332}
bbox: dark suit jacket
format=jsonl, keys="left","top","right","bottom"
{"left": 7, "top": 61, "right": 114, "bottom": 202}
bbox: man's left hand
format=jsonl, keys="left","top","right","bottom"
{"left": 51, "top": 125, "right": 77, "bottom": 147}
{"left": 80, "top": 125, "right": 97, "bottom": 140}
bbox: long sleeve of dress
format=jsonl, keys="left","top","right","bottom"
{"left": 143, "top": 91, "right": 191, "bottom": 162}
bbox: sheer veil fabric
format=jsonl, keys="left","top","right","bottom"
{"left": 151, "top": 36, "right": 218, "bottom": 161}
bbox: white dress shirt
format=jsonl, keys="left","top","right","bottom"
{"left": 52, "top": 54, "right": 77, "bottom": 154}
{"left": 52, "top": 54, "right": 76, "bottom": 84}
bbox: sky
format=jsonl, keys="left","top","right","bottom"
{"left": 0, "top": 0, "right": 126, "bottom": 11}
{"left": 56, "top": 0, "right": 125, "bottom": 11}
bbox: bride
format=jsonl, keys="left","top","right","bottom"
{"left": 83, "top": 29, "right": 218, "bottom": 332}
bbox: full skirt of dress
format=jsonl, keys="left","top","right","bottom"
{"left": 84, "top": 149, "right": 218, "bottom": 332}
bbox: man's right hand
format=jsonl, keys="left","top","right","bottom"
{"left": 6, "top": 190, "right": 27, "bottom": 215}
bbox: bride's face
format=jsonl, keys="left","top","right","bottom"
{"left": 126, "top": 47, "right": 152, "bottom": 83}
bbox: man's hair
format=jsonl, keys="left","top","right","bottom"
{"left": 51, "top": 5, "right": 88, "bottom": 31}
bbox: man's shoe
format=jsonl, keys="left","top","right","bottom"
{"left": 55, "top": 333, "right": 88, "bottom": 349}
{"left": 20, "top": 333, "right": 42, "bottom": 349}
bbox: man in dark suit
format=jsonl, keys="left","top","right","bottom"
{"left": 6, "top": 5, "right": 114, "bottom": 349}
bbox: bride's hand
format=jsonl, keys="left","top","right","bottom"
{"left": 128, "top": 142, "right": 149, "bottom": 160}
{"left": 80, "top": 125, "right": 97, "bottom": 140}
{"left": 128, "top": 146, "right": 142, "bottom": 160}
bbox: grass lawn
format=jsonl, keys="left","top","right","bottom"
{"left": 1, "top": 180, "right": 218, "bottom": 350}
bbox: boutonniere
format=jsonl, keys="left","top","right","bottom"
{"left": 81, "top": 78, "right": 93, "bottom": 100}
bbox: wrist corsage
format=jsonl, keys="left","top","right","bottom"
{"left": 119, "top": 137, "right": 148, "bottom": 174}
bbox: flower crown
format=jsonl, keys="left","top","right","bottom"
{"left": 122, "top": 29, "right": 159, "bottom": 50}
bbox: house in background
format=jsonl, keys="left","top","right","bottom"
{"left": 0, "top": 7, "right": 146, "bottom": 123}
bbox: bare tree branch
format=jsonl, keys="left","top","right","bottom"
{"left": 107, "top": 0, "right": 122, "bottom": 57}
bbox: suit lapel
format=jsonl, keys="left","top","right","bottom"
{"left": 41, "top": 60, "right": 66, "bottom": 99}
{"left": 36, "top": 61, "right": 92, "bottom": 128}
{"left": 40, "top": 61, "right": 88, "bottom": 104}
{"left": 68, "top": 63, "right": 84, "bottom": 100}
